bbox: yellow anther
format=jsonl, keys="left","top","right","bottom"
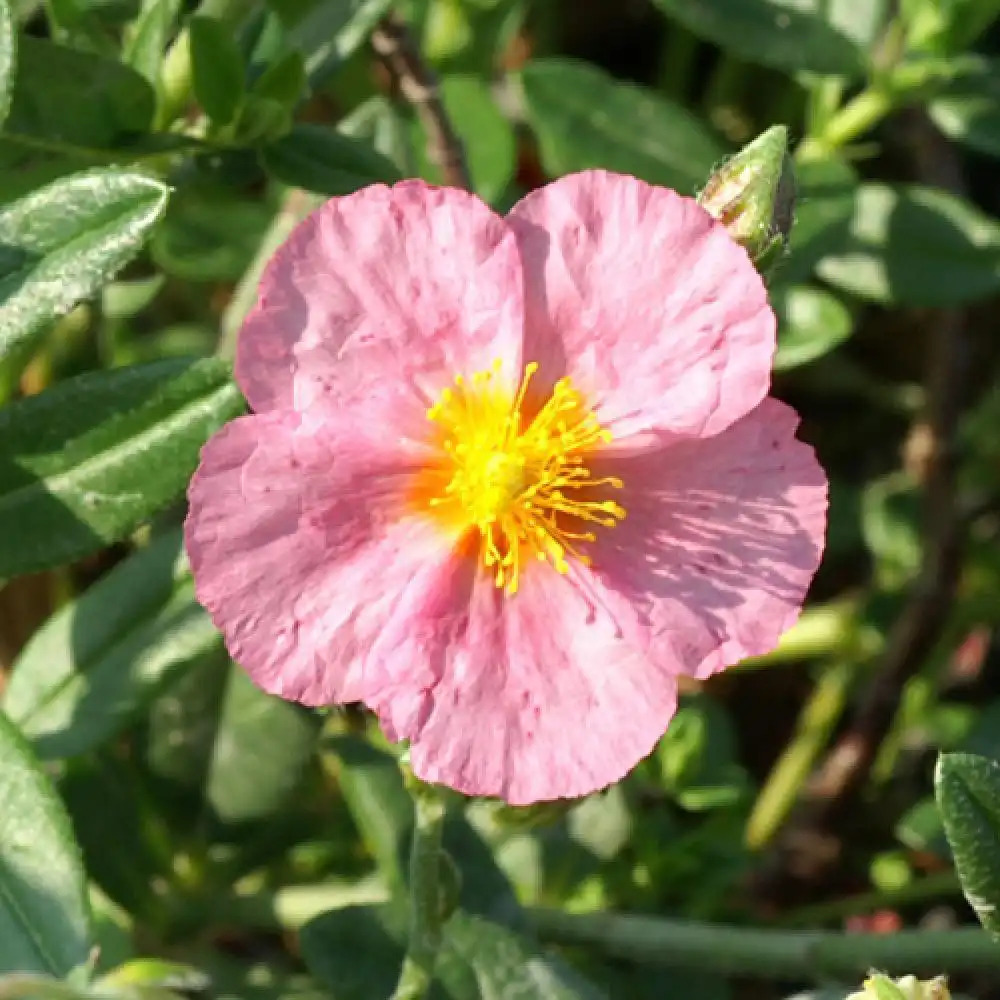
{"left": 417, "top": 361, "right": 626, "bottom": 594}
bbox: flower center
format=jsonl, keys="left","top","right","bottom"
{"left": 421, "top": 361, "right": 625, "bottom": 595}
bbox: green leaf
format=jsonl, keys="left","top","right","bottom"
{"left": 300, "top": 904, "right": 480, "bottom": 999}
{"left": 0, "top": 169, "right": 169, "bottom": 379}
{"left": 60, "top": 752, "right": 172, "bottom": 918}
{"left": 896, "top": 797, "right": 950, "bottom": 858}
{"left": 98, "top": 959, "right": 209, "bottom": 995}
{"left": 567, "top": 785, "right": 631, "bottom": 860}
{"left": 3, "top": 529, "right": 224, "bottom": 759}
{"left": 772, "top": 285, "right": 854, "bottom": 370}
{"left": 250, "top": 48, "right": 307, "bottom": 107}
{"left": 324, "top": 735, "right": 517, "bottom": 916}
{"left": 907, "top": 0, "right": 1000, "bottom": 54}
{"left": 816, "top": 183, "right": 1000, "bottom": 306}
{"left": 0, "top": 147, "right": 95, "bottom": 205}
{"left": 261, "top": 122, "right": 402, "bottom": 195}
{"left": 0, "top": 0, "right": 14, "bottom": 130}
{"left": 151, "top": 182, "right": 277, "bottom": 282}
{"left": 279, "top": 0, "right": 393, "bottom": 82}
{"left": 930, "top": 57, "right": 1000, "bottom": 159}
{"left": 861, "top": 471, "right": 921, "bottom": 588}
{"left": 234, "top": 50, "right": 307, "bottom": 143}
{"left": 101, "top": 273, "right": 165, "bottom": 320}
{"left": 124, "top": 0, "right": 181, "bottom": 87}
{"left": 0, "top": 357, "right": 244, "bottom": 578}
{"left": 2, "top": 36, "right": 154, "bottom": 151}
{"left": 650, "top": 0, "right": 863, "bottom": 77}
{"left": 146, "top": 654, "right": 320, "bottom": 826}
{"left": 652, "top": 694, "right": 751, "bottom": 811}
{"left": 339, "top": 95, "right": 409, "bottom": 173}
{"left": 782, "top": 156, "right": 857, "bottom": 285}
{"left": 189, "top": 15, "right": 245, "bottom": 125}
{"left": 298, "top": 904, "right": 415, "bottom": 1000}
{"left": 444, "top": 912, "right": 608, "bottom": 999}
{"left": 0, "top": 974, "right": 95, "bottom": 1000}
{"left": 935, "top": 752, "right": 1000, "bottom": 938}
{"left": 520, "top": 58, "right": 725, "bottom": 195}
{"left": 45, "top": 0, "right": 126, "bottom": 54}
{"left": 821, "top": 0, "right": 889, "bottom": 49}
{"left": 300, "top": 907, "right": 603, "bottom": 1000}
{"left": 206, "top": 669, "right": 320, "bottom": 825}
{"left": 0, "top": 711, "right": 92, "bottom": 975}
{"left": 324, "top": 735, "right": 412, "bottom": 894}
{"left": 413, "top": 74, "right": 515, "bottom": 203}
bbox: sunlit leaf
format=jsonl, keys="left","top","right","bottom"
{"left": 0, "top": 357, "right": 244, "bottom": 577}
{"left": 0, "top": 169, "right": 168, "bottom": 379}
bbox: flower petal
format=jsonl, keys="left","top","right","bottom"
{"left": 584, "top": 397, "right": 828, "bottom": 679}
{"left": 369, "top": 559, "right": 679, "bottom": 805}
{"left": 185, "top": 410, "right": 451, "bottom": 706}
{"left": 236, "top": 180, "right": 525, "bottom": 419}
{"left": 507, "top": 170, "right": 775, "bottom": 442}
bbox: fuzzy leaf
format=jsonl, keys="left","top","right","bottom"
{"left": 0, "top": 357, "right": 244, "bottom": 578}
{"left": 0, "top": 169, "right": 168, "bottom": 379}
{"left": 936, "top": 752, "right": 1000, "bottom": 939}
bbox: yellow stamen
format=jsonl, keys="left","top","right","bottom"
{"left": 416, "top": 361, "right": 626, "bottom": 595}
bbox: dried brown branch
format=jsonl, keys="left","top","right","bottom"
{"left": 371, "top": 12, "right": 472, "bottom": 191}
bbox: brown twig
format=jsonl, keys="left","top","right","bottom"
{"left": 371, "top": 12, "right": 472, "bottom": 191}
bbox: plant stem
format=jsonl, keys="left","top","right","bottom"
{"left": 389, "top": 785, "right": 448, "bottom": 1000}
{"left": 371, "top": 12, "right": 471, "bottom": 190}
{"left": 777, "top": 871, "right": 961, "bottom": 928}
{"left": 806, "top": 77, "right": 845, "bottom": 138}
{"left": 528, "top": 908, "right": 999, "bottom": 979}
{"left": 738, "top": 599, "right": 863, "bottom": 669}
{"left": 798, "top": 87, "right": 894, "bottom": 158}
{"left": 745, "top": 660, "right": 856, "bottom": 850}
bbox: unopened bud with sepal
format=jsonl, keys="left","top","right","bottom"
{"left": 697, "top": 125, "right": 795, "bottom": 282}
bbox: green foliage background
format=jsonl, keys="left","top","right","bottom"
{"left": 4, "top": 0, "right": 1000, "bottom": 998}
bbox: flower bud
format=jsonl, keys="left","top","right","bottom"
{"left": 847, "top": 974, "right": 950, "bottom": 1000}
{"left": 697, "top": 125, "right": 795, "bottom": 281}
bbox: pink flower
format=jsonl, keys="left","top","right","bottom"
{"left": 185, "top": 171, "right": 827, "bottom": 805}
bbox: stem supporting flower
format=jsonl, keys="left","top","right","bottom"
{"left": 389, "top": 783, "right": 448, "bottom": 1000}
